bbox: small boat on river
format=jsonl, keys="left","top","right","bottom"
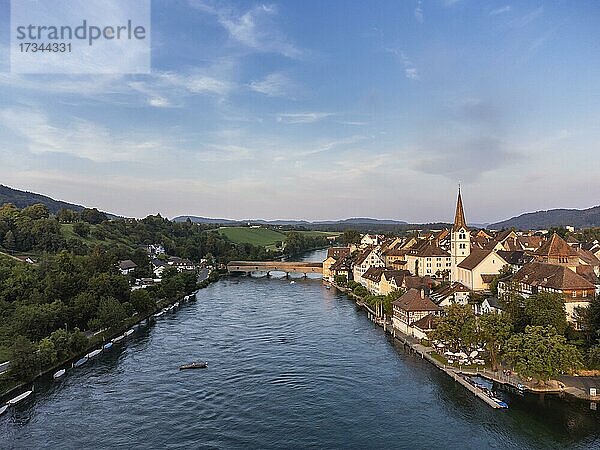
{"left": 124, "top": 329, "right": 135, "bottom": 337}
{"left": 87, "top": 349, "right": 102, "bottom": 359}
{"left": 112, "top": 335, "right": 125, "bottom": 343}
{"left": 0, "top": 404, "right": 8, "bottom": 415}
{"left": 7, "top": 388, "right": 34, "bottom": 406}
{"left": 103, "top": 342, "right": 113, "bottom": 351}
{"left": 73, "top": 356, "right": 88, "bottom": 368}
{"left": 179, "top": 362, "right": 208, "bottom": 370}
{"left": 53, "top": 369, "right": 66, "bottom": 379}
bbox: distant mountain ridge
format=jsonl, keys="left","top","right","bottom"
{"left": 173, "top": 216, "right": 408, "bottom": 226}
{"left": 490, "top": 205, "right": 600, "bottom": 230}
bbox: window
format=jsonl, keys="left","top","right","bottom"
{"left": 572, "top": 291, "right": 577, "bottom": 298}
{"left": 583, "top": 291, "right": 588, "bottom": 298}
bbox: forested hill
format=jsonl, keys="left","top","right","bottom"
{"left": 0, "top": 184, "right": 106, "bottom": 215}
{"left": 490, "top": 205, "right": 600, "bottom": 230}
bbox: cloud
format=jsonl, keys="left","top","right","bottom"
{"left": 249, "top": 73, "right": 297, "bottom": 97}
{"left": 189, "top": 1, "right": 302, "bottom": 58}
{"left": 0, "top": 56, "right": 237, "bottom": 108}
{"left": 412, "top": 98, "right": 520, "bottom": 180}
{"left": 414, "top": 1, "right": 424, "bottom": 23}
{"left": 401, "top": 53, "right": 420, "bottom": 80}
{"left": 277, "top": 112, "right": 333, "bottom": 124}
{"left": 0, "top": 107, "right": 171, "bottom": 163}
{"left": 386, "top": 49, "right": 420, "bottom": 80}
{"left": 489, "top": 5, "right": 511, "bottom": 16}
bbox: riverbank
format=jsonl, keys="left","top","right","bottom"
{"left": 330, "top": 281, "right": 600, "bottom": 407}
{"left": 0, "top": 272, "right": 221, "bottom": 404}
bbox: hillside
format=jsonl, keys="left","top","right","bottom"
{"left": 174, "top": 216, "right": 407, "bottom": 226}
{"left": 490, "top": 205, "right": 600, "bottom": 230}
{"left": 0, "top": 184, "right": 113, "bottom": 216}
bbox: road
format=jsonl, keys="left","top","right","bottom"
{"left": 197, "top": 267, "right": 209, "bottom": 283}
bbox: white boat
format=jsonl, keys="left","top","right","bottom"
{"left": 7, "top": 389, "right": 33, "bottom": 406}
{"left": 53, "top": 369, "right": 66, "bottom": 379}
{"left": 174, "top": 301, "right": 180, "bottom": 307}
{"left": 153, "top": 311, "right": 164, "bottom": 318}
{"left": 73, "top": 356, "right": 88, "bottom": 367}
{"left": 86, "top": 349, "right": 102, "bottom": 359}
{"left": 103, "top": 342, "right": 113, "bottom": 351}
{"left": 125, "top": 329, "right": 135, "bottom": 336}
{"left": 290, "top": 281, "right": 296, "bottom": 284}
{"left": 0, "top": 405, "right": 8, "bottom": 415}
{"left": 112, "top": 335, "right": 125, "bottom": 343}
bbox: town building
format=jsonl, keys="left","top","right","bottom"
{"left": 405, "top": 241, "right": 451, "bottom": 278}
{"left": 353, "top": 247, "right": 385, "bottom": 286}
{"left": 455, "top": 248, "right": 509, "bottom": 291}
{"left": 118, "top": 259, "right": 138, "bottom": 275}
{"left": 392, "top": 288, "right": 442, "bottom": 337}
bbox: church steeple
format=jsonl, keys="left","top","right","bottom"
{"left": 450, "top": 186, "right": 470, "bottom": 284}
{"left": 453, "top": 186, "right": 467, "bottom": 231}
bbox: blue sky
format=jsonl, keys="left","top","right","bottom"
{"left": 1, "top": 0, "right": 599, "bottom": 223}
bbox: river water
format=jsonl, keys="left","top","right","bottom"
{"left": 1, "top": 250, "right": 599, "bottom": 449}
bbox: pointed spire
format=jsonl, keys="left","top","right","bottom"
{"left": 453, "top": 186, "right": 467, "bottom": 231}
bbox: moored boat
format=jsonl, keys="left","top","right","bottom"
{"left": 0, "top": 404, "right": 8, "bottom": 415}
{"left": 86, "top": 349, "right": 102, "bottom": 359}
{"left": 124, "top": 329, "right": 134, "bottom": 336}
{"left": 174, "top": 301, "right": 180, "bottom": 307}
{"left": 7, "top": 388, "right": 33, "bottom": 405}
{"left": 103, "top": 342, "right": 113, "bottom": 351}
{"left": 179, "top": 361, "right": 208, "bottom": 370}
{"left": 491, "top": 397, "right": 509, "bottom": 409}
{"left": 73, "top": 356, "right": 88, "bottom": 368}
{"left": 53, "top": 369, "right": 66, "bottom": 379}
{"left": 112, "top": 335, "right": 125, "bottom": 343}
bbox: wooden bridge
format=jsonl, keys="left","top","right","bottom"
{"left": 227, "top": 261, "right": 323, "bottom": 277}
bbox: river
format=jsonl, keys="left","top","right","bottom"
{"left": 1, "top": 249, "right": 599, "bottom": 449}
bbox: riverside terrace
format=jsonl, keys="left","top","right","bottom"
{"left": 227, "top": 261, "right": 323, "bottom": 277}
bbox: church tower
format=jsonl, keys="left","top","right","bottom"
{"left": 450, "top": 187, "right": 471, "bottom": 283}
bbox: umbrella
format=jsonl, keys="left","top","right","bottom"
{"left": 458, "top": 352, "right": 468, "bottom": 359}
{"left": 470, "top": 350, "right": 478, "bottom": 358}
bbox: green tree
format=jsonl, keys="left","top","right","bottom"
{"left": 90, "top": 297, "right": 127, "bottom": 330}
{"left": 586, "top": 345, "right": 600, "bottom": 369}
{"left": 49, "top": 328, "right": 71, "bottom": 360}
{"left": 340, "top": 229, "right": 361, "bottom": 245}
{"left": 73, "top": 221, "right": 91, "bottom": 238}
{"left": 38, "top": 337, "right": 58, "bottom": 368}
{"left": 22, "top": 203, "right": 50, "bottom": 220}
{"left": 80, "top": 208, "right": 107, "bottom": 225}
{"left": 479, "top": 312, "right": 511, "bottom": 371}
{"left": 506, "top": 325, "right": 582, "bottom": 384}
{"left": 3, "top": 230, "right": 16, "bottom": 250}
{"left": 130, "top": 290, "right": 156, "bottom": 315}
{"left": 430, "top": 304, "right": 478, "bottom": 351}
{"left": 9, "top": 335, "right": 39, "bottom": 380}
{"left": 334, "top": 274, "right": 347, "bottom": 285}
{"left": 524, "top": 292, "right": 567, "bottom": 335}
{"left": 68, "top": 328, "right": 89, "bottom": 353}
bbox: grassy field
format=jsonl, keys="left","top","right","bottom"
{"left": 218, "top": 227, "right": 341, "bottom": 249}
{"left": 218, "top": 227, "right": 287, "bottom": 247}
{"left": 60, "top": 223, "right": 133, "bottom": 248}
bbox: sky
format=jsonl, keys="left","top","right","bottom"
{"left": 0, "top": 0, "right": 599, "bottom": 223}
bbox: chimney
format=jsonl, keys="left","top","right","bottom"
{"left": 420, "top": 289, "right": 425, "bottom": 299}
